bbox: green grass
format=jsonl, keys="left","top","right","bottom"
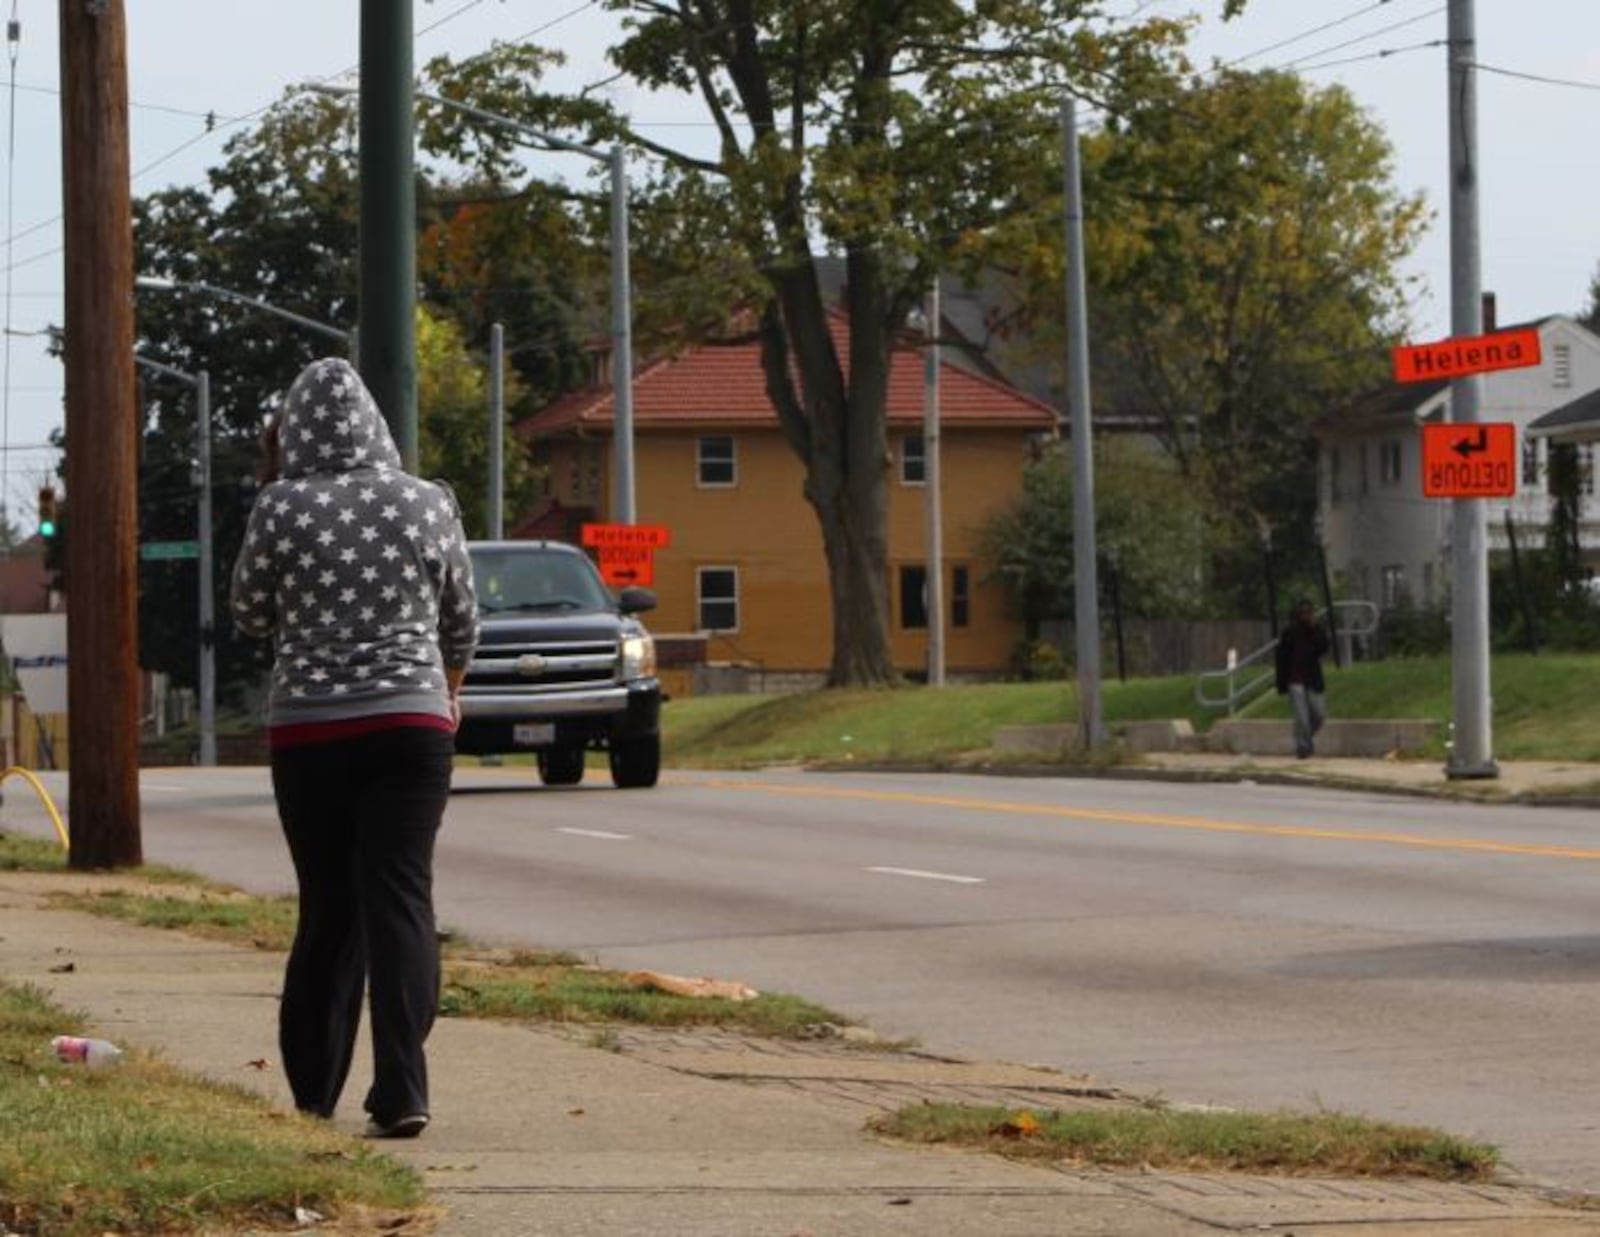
{"left": 442, "top": 953, "right": 844, "bottom": 1037}
{"left": 875, "top": 1103, "right": 1499, "bottom": 1181}
{"left": 0, "top": 980, "right": 423, "bottom": 1237}
{"left": 32, "top": 860, "right": 853, "bottom": 1039}
{"left": 662, "top": 652, "right": 1600, "bottom": 766}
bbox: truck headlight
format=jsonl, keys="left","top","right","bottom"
{"left": 621, "top": 632, "right": 656, "bottom": 680}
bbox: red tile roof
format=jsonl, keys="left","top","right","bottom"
{"left": 519, "top": 311, "right": 1059, "bottom": 438}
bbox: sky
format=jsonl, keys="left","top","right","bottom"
{"left": 1, "top": 0, "right": 1596, "bottom": 524}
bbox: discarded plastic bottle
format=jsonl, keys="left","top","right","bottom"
{"left": 50, "top": 1035, "right": 123, "bottom": 1067}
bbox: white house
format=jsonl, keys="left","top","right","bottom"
{"left": 1316, "top": 315, "right": 1600, "bottom": 610}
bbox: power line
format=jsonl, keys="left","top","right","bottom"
{"left": 416, "top": 0, "right": 492, "bottom": 41}
{"left": 1295, "top": 40, "right": 1446, "bottom": 75}
{"left": 1277, "top": 6, "right": 1445, "bottom": 71}
{"left": 1470, "top": 60, "right": 1600, "bottom": 93}
{"left": 1221, "top": 0, "right": 1411, "bottom": 69}
{"left": 7, "top": 79, "right": 237, "bottom": 123}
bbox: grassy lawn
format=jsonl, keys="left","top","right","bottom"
{"left": 662, "top": 652, "right": 1600, "bottom": 766}
{"left": 0, "top": 981, "right": 423, "bottom": 1237}
{"left": 875, "top": 1103, "right": 1499, "bottom": 1181}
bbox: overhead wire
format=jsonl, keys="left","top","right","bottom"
{"left": 3, "top": 0, "right": 20, "bottom": 530}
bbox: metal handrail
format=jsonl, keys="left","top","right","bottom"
{"left": 1194, "top": 600, "right": 1380, "bottom": 713}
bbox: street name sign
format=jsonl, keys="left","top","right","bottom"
{"left": 1392, "top": 327, "right": 1542, "bottom": 384}
{"left": 140, "top": 540, "right": 200, "bottom": 560}
{"left": 1420, "top": 423, "right": 1517, "bottom": 498}
{"left": 581, "top": 523, "right": 671, "bottom": 549}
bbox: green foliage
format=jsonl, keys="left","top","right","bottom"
{"left": 877, "top": 1103, "right": 1497, "bottom": 1180}
{"left": 426, "top": 1, "right": 1220, "bottom": 685}
{"left": 0, "top": 981, "right": 422, "bottom": 1237}
{"left": 1545, "top": 442, "right": 1586, "bottom": 594}
{"left": 416, "top": 307, "right": 544, "bottom": 538}
{"left": 1042, "top": 70, "right": 1424, "bottom": 609}
{"left": 982, "top": 439, "right": 1208, "bottom": 628}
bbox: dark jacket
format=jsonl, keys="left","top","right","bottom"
{"left": 1274, "top": 619, "right": 1329, "bottom": 694}
{"left": 230, "top": 358, "right": 479, "bottom": 727}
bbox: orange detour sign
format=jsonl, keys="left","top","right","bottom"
{"left": 582, "top": 523, "right": 669, "bottom": 588}
{"left": 597, "top": 545, "right": 655, "bottom": 588}
{"left": 1420, "top": 423, "right": 1517, "bottom": 498}
{"left": 581, "top": 523, "right": 671, "bottom": 550}
{"left": 1392, "top": 328, "right": 1542, "bottom": 384}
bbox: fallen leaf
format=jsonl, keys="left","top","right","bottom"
{"left": 246, "top": 1058, "right": 270, "bottom": 1070}
{"left": 48, "top": 962, "right": 74, "bottom": 974}
{"left": 568, "top": 1107, "right": 585, "bottom": 1117}
{"left": 993, "top": 1110, "right": 1041, "bottom": 1139}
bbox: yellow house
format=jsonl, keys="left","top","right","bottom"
{"left": 516, "top": 313, "right": 1058, "bottom": 682}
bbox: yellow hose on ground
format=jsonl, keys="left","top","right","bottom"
{"left": 2, "top": 766, "right": 69, "bottom": 850}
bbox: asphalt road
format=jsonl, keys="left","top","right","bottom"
{"left": 9, "top": 763, "right": 1600, "bottom": 1188}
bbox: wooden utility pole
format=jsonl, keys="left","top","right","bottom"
{"left": 59, "top": 0, "right": 141, "bottom": 867}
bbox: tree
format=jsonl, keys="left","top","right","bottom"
{"left": 1546, "top": 441, "right": 1586, "bottom": 596}
{"left": 1018, "top": 69, "right": 1426, "bottom": 610}
{"left": 427, "top": 2, "right": 1222, "bottom": 686}
{"left": 1581, "top": 263, "right": 1600, "bottom": 334}
{"left": 416, "top": 306, "right": 543, "bottom": 537}
{"left": 983, "top": 438, "right": 1208, "bottom": 636}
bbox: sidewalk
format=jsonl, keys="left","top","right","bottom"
{"left": 2, "top": 870, "right": 1596, "bottom": 1236}
{"left": 1050, "top": 753, "right": 1600, "bottom": 803}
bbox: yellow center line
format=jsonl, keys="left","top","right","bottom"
{"left": 682, "top": 777, "right": 1600, "bottom": 863}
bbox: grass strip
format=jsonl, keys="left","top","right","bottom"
{"left": 0, "top": 980, "right": 423, "bottom": 1237}
{"left": 2, "top": 835, "right": 853, "bottom": 1039}
{"left": 874, "top": 1103, "right": 1499, "bottom": 1181}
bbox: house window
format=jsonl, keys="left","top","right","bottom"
{"left": 1379, "top": 439, "right": 1402, "bottom": 486}
{"left": 900, "top": 435, "right": 926, "bottom": 485}
{"left": 696, "top": 566, "right": 739, "bottom": 631}
{"left": 697, "top": 436, "right": 736, "bottom": 487}
{"left": 899, "top": 564, "right": 928, "bottom": 630}
{"left": 951, "top": 564, "right": 970, "bottom": 628}
{"left": 1381, "top": 564, "right": 1407, "bottom": 609}
{"left": 1329, "top": 447, "right": 1343, "bottom": 506}
{"left": 1554, "top": 343, "right": 1573, "bottom": 390}
{"left": 1522, "top": 436, "right": 1540, "bottom": 487}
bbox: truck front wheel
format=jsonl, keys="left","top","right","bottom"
{"left": 537, "top": 744, "right": 586, "bottom": 786}
{"left": 609, "top": 734, "right": 660, "bottom": 789}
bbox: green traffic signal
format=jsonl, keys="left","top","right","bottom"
{"left": 38, "top": 487, "right": 58, "bottom": 539}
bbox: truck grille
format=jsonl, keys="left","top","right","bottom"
{"left": 465, "top": 638, "right": 620, "bottom": 693}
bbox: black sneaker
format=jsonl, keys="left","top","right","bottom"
{"left": 364, "top": 1112, "right": 429, "bottom": 1139}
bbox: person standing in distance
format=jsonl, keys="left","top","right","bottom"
{"left": 230, "top": 357, "right": 479, "bottom": 1139}
{"left": 1274, "top": 598, "right": 1330, "bottom": 759}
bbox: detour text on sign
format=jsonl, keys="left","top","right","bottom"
{"left": 1420, "top": 422, "right": 1517, "bottom": 499}
{"left": 582, "top": 522, "right": 671, "bottom": 549}
{"left": 1392, "top": 327, "right": 1542, "bottom": 384}
{"left": 597, "top": 544, "right": 655, "bottom": 587}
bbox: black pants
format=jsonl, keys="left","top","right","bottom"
{"left": 270, "top": 725, "right": 455, "bottom": 1122}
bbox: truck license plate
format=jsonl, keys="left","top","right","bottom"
{"left": 513, "top": 723, "right": 555, "bottom": 747}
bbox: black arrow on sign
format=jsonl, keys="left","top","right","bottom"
{"left": 1452, "top": 427, "right": 1489, "bottom": 459}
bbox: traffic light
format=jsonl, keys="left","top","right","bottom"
{"left": 37, "top": 487, "right": 57, "bottom": 539}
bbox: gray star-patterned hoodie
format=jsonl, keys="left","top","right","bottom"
{"left": 230, "top": 357, "right": 479, "bottom": 728}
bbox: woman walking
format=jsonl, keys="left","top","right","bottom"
{"left": 231, "top": 357, "right": 478, "bottom": 1138}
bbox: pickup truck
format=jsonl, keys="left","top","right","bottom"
{"left": 455, "top": 540, "right": 661, "bottom": 788}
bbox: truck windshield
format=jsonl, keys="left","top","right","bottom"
{"left": 470, "top": 548, "right": 613, "bottom": 614}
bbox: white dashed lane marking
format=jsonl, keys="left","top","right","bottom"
{"left": 866, "top": 866, "right": 985, "bottom": 885}
{"left": 556, "top": 827, "right": 633, "bottom": 841}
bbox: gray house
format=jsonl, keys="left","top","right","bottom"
{"left": 1316, "top": 315, "right": 1600, "bottom": 610}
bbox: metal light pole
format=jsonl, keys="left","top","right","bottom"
{"left": 1062, "top": 94, "right": 1104, "bottom": 748}
{"left": 309, "top": 83, "right": 638, "bottom": 523}
{"left": 1445, "top": 0, "right": 1496, "bottom": 778}
{"left": 922, "top": 278, "right": 945, "bottom": 686}
{"left": 488, "top": 322, "right": 505, "bottom": 539}
{"left": 133, "top": 356, "right": 215, "bottom": 767}
{"left": 360, "top": 0, "right": 418, "bottom": 468}
{"left": 135, "top": 276, "right": 355, "bottom": 358}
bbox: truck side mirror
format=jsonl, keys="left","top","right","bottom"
{"left": 617, "top": 586, "right": 657, "bottom": 614}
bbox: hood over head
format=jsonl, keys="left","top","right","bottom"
{"left": 278, "top": 357, "right": 404, "bottom": 479}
